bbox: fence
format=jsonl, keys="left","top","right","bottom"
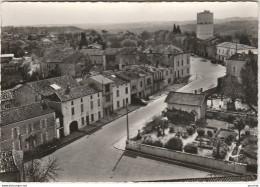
{"left": 126, "top": 140, "right": 248, "bottom": 175}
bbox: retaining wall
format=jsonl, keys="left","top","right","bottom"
{"left": 126, "top": 141, "right": 248, "bottom": 175}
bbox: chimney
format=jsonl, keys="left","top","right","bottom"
{"left": 194, "top": 90, "right": 197, "bottom": 94}
{"left": 200, "top": 88, "right": 203, "bottom": 93}
{"left": 65, "top": 83, "right": 70, "bottom": 94}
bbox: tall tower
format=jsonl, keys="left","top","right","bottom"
{"left": 196, "top": 10, "right": 213, "bottom": 40}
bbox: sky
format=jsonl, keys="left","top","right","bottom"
{"left": 1, "top": 2, "right": 258, "bottom": 26}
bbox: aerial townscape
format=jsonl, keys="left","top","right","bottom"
{"left": 0, "top": 5, "right": 258, "bottom": 183}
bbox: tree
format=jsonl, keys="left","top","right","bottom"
{"left": 241, "top": 51, "right": 258, "bottom": 106}
{"left": 220, "top": 75, "right": 244, "bottom": 110}
{"left": 176, "top": 25, "right": 181, "bottom": 34}
{"left": 172, "top": 24, "right": 177, "bottom": 34}
{"left": 121, "top": 39, "right": 137, "bottom": 47}
{"left": 79, "top": 33, "right": 88, "bottom": 49}
{"left": 234, "top": 119, "right": 245, "bottom": 144}
{"left": 140, "top": 31, "right": 151, "bottom": 41}
{"left": 165, "top": 137, "right": 183, "bottom": 151}
{"left": 24, "top": 156, "right": 63, "bottom": 182}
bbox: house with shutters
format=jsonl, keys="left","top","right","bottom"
{"left": 0, "top": 102, "right": 57, "bottom": 152}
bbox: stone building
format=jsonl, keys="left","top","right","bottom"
{"left": 0, "top": 102, "right": 57, "bottom": 152}
{"left": 81, "top": 49, "right": 106, "bottom": 71}
{"left": 46, "top": 84, "right": 103, "bottom": 137}
{"left": 165, "top": 91, "right": 207, "bottom": 120}
{"left": 196, "top": 10, "right": 214, "bottom": 40}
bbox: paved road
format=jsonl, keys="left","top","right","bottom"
{"left": 49, "top": 57, "right": 226, "bottom": 182}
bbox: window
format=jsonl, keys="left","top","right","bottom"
{"left": 181, "top": 69, "right": 184, "bottom": 75}
{"left": 98, "top": 93, "right": 100, "bottom": 97}
{"left": 106, "top": 95, "right": 110, "bottom": 102}
{"left": 81, "top": 104, "right": 84, "bottom": 112}
{"left": 132, "top": 85, "right": 136, "bottom": 90}
{"left": 98, "top": 99, "right": 101, "bottom": 107}
{"left": 81, "top": 117, "right": 85, "bottom": 126}
{"left": 71, "top": 107, "right": 75, "bottom": 115}
{"left": 90, "top": 95, "right": 93, "bottom": 100}
{"left": 140, "top": 81, "right": 143, "bottom": 87}
{"left": 27, "top": 123, "right": 33, "bottom": 133}
{"left": 117, "top": 101, "right": 120, "bottom": 108}
{"left": 166, "top": 71, "right": 168, "bottom": 76}
{"left": 105, "top": 84, "right": 110, "bottom": 92}
{"left": 187, "top": 68, "right": 189, "bottom": 74}
{"left": 177, "top": 61, "right": 179, "bottom": 67}
{"left": 91, "top": 114, "right": 94, "bottom": 122}
{"left": 91, "top": 101, "right": 94, "bottom": 109}
{"left": 126, "top": 98, "right": 129, "bottom": 104}
{"left": 12, "top": 128, "right": 18, "bottom": 139}
{"left": 181, "top": 60, "right": 183, "bottom": 66}
{"left": 187, "top": 59, "right": 189, "bottom": 64}
{"left": 71, "top": 101, "right": 74, "bottom": 105}
{"left": 81, "top": 98, "right": 83, "bottom": 102}
{"left": 170, "top": 69, "right": 173, "bottom": 74}
{"left": 233, "top": 66, "right": 236, "bottom": 73}
{"left": 218, "top": 49, "right": 220, "bottom": 53}
{"left": 98, "top": 111, "right": 101, "bottom": 120}
{"left": 147, "top": 78, "right": 151, "bottom": 85}
{"left": 125, "top": 87, "right": 128, "bottom": 94}
{"left": 40, "top": 119, "right": 46, "bottom": 129}
{"left": 117, "top": 90, "right": 119, "bottom": 97}
{"left": 4, "top": 104, "right": 10, "bottom": 109}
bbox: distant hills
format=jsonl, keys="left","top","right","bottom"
{"left": 2, "top": 17, "right": 258, "bottom": 37}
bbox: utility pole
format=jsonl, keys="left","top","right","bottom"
{"left": 126, "top": 103, "right": 130, "bottom": 141}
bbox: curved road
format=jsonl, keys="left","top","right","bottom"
{"left": 49, "top": 57, "right": 226, "bottom": 182}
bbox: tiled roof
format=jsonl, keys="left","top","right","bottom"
{"left": 0, "top": 151, "right": 18, "bottom": 174}
{"left": 27, "top": 75, "right": 79, "bottom": 96}
{"left": 90, "top": 74, "right": 114, "bottom": 84}
{"left": 143, "top": 45, "right": 183, "bottom": 54}
{"left": 102, "top": 71, "right": 129, "bottom": 86}
{"left": 81, "top": 49, "right": 104, "bottom": 56}
{"left": 1, "top": 89, "right": 15, "bottom": 102}
{"left": 62, "top": 51, "right": 86, "bottom": 64}
{"left": 165, "top": 91, "right": 206, "bottom": 106}
{"left": 104, "top": 48, "right": 120, "bottom": 55}
{"left": 217, "top": 42, "right": 256, "bottom": 50}
{"left": 116, "top": 70, "right": 142, "bottom": 80}
{"left": 1, "top": 102, "right": 55, "bottom": 127}
{"left": 118, "top": 47, "right": 140, "bottom": 55}
{"left": 55, "top": 84, "right": 100, "bottom": 102}
{"left": 44, "top": 47, "right": 75, "bottom": 62}
{"left": 228, "top": 53, "right": 258, "bottom": 61}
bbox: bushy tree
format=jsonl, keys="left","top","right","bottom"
{"left": 165, "top": 137, "right": 183, "bottom": 151}
{"left": 207, "top": 130, "right": 213, "bottom": 137}
{"left": 186, "top": 126, "right": 194, "bottom": 135}
{"left": 121, "top": 39, "right": 137, "bottom": 47}
{"left": 234, "top": 119, "right": 246, "bottom": 144}
{"left": 184, "top": 143, "right": 198, "bottom": 154}
{"left": 212, "top": 141, "right": 228, "bottom": 159}
{"left": 197, "top": 128, "right": 205, "bottom": 136}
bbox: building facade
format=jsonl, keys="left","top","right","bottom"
{"left": 0, "top": 103, "right": 57, "bottom": 152}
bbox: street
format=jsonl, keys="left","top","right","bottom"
{"left": 49, "top": 57, "right": 226, "bottom": 182}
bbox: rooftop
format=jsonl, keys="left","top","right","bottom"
{"left": 54, "top": 84, "right": 100, "bottom": 102}
{"left": 62, "top": 51, "right": 86, "bottom": 64}
{"left": 90, "top": 74, "right": 114, "bottom": 84}
{"left": 143, "top": 44, "right": 183, "bottom": 55}
{"left": 1, "top": 89, "right": 15, "bottom": 102}
{"left": 104, "top": 48, "right": 120, "bottom": 55}
{"left": 228, "top": 52, "right": 258, "bottom": 61}
{"left": 217, "top": 42, "right": 256, "bottom": 50}
{"left": 27, "top": 75, "right": 79, "bottom": 96}
{"left": 102, "top": 71, "right": 129, "bottom": 86}
{"left": 81, "top": 49, "right": 105, "bottom": 56}
{"left": 1, "top": 102, "right": 55, "bottom": 127}
{"left": 165, "top": 91, "right": 206, "bottom": 106}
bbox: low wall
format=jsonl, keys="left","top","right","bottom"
{"left": 126, "top": 141, "right": 247, "bottom": 175}
{"left": 207, "top": 110, "right": 257, "bottom": 120}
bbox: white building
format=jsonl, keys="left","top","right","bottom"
{"left": 196, "top": 10, "right": 214, "bottom": 40}
{"left": 165, "top": 91, "right": 207, "bottom": 120}
{"left": 216, "top": 42, "right": 257, "bottom": 63}
{"left": 47, "top": 84, "right": 103, "bottom": 137}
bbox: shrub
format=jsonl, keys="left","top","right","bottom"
{"left": 182, "top": 133, "right": 188, "bottom": 139}
{"left": 142, "top": 135, "right": 154, "bottom": 146}
{"left": 197, "top": 128, "right": 205, "bottom": 136}
{"left": 245, "top": 130, "right": 250, "bottom": 136}
{"left": 165, "top": 137, "right": 183, "bottom": 151}
{"left": 212, "top": 144, "right": 228, "bottom": 159}
{"left": 207, "top": 130, "right": 213, "bottom": 137}
{"left": 184, "top": 143, "right": 198, "bottom": 154}
{"left": 227, "top": 115, "right": 235, "bottom": 123}
{"left": 186, "top": 126, "right": 194, "bottom": 135}
{"left": 190, "top": 124, "right": 196, "bottom": 131}
{"left": 169, "top": 125, "right": 175, "bottom": 133}
{"left": 153, "top": 139, "right": 164, "bottom": 147}
{"left": 225, "top": 134, "right": 235, "bottom": 146}
{"left": 247, "top": 162, "right": 257, "bottom": 173}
